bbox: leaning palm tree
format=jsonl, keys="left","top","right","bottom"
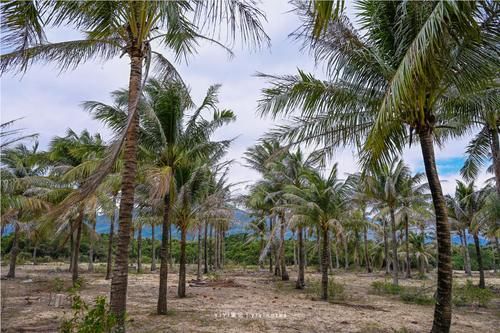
{"left": 284, "top": 163, "right": 347, "bottom": 300}
{"left": 257, "top": 2, "right": 497, "bottom": 330}
{"left": 1, "top": 1, "right": 268, "bottom": 326}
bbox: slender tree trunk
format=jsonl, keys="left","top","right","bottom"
{"left": 151, "top": 223, "right": 156, "bottom": 272}
{"left": 32, "top": 244, "right": 37, "bottom": 265}
{"left": 69, "top": 219, "right": 74, "bottom": 272}
{"left": 344, "top": 235, "right": 349, "bottom": 270}
{"left": 204, "top": 221, "right": 208, "bottom": 274}
{"left": 389, "top": 208, "right": 399, "bottom": 285}
{"left": 88, "top": 215, "right": 96, "bottom": 273}
{"left": 209, "top": 223, "right": 213, "bottom": 271}
{"left": 106, "top": 197, "right": 116, "bottom": 280}
{"left": 419, "top": 129, "right": 452, "bottom": 333}
{"left": 363, "top": 225, "right": 371, "bottom": 273}
{"left": 157, "top": 193, "right": 170, "bottom": 315}
{"left": 304, "top": 229, "right": 308, "bottom": 269}
{"left": 178, "top": 226, "right": 187, "bottom": 298}
{"left": 328, "top": 231, "right": 334, "bottom": 272}
{"left": 335, "top": 238, "right": 340, "bottom": 269}
{"left": 280, "top": 215, "right": 289, "bottom": 281}
{"left": 259, "top": 236, "right": 265, "bottom": 269}
{"left": 296, "top": 226, "right": 305, "bottom": 289}
{"left": 490, "top": 127, "right": 500, "bottom": 195}
{"left": 168, "top": 223, "right": 173, "bottom": 269}
{"left": 473, "top": 232, "right": 485, "bottom": 289}
{"left": 197, "top": 224, "right": 202, "bottom": 280}
{"left": 6, "top": 223, "right": 20, "bottom": 278}
{"left": 137, "top": 223, "right": 142, "bottom": 273}
{"left": 383, "top": 218, "right": 390, "bottom": 275}
{"left": 405, "top": 214, "right": 411, "bottom": 279}
{"left": 72, "top": 210, "right": 83, "bottom": 286}
{"left": 269, "top": 217, "right": 273, "bottom": 273}
{"left": 221, "top": 230, "right": 225, "bottom": 269}
{"left": 495, "top": 237, "right": 500, "bottom": 273}
{"left": 354, "top": 229, "right": 360, "bottom": 269}
{"left": 110, "top": 54, "right": 142, "bottom": 329}
{"left": 320, "top": 226, "right": 329, "bottom": 301}
{"left": 215, "top": 225, "right": 219, "bottom": 270}
{"left": 460, "top": 229, "right": 472, "bottom": 277}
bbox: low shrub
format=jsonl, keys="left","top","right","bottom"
{"left": 60, "top": 295, "right": 116, "bottom": 333}
{"left": 399, "top": 287, "right": 435, "bottom": 305}
{"left": 371, "top": 281, "right": 402, "bottom": 295}
{"left": 305, "top": 278, "right": 347, "bottom": 302}
{"left": 453, "top": 280, "right": 493, "bottom": 307}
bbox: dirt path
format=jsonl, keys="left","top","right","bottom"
{"left": 1, "top": 264, "right": 498, "bottom": 332}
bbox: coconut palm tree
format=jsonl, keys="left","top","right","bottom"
{"left": 1, "top": 142, "right": 48, "bottom": 278}
{"left": 0, "top": 118, "right": 38, "bottom": 149}
{"left": 257, "top": 2, "right": 497, "bottom": 329}
{"left": 1, "top": 1, "right": 268, "bottom": 325}
{"left": 284, "top": 163, "right": 347, "bottom": 300}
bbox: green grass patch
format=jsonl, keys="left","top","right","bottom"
{"left": 452, "top": 280, "right": 493, "bottom": 307}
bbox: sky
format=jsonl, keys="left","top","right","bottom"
{"left": 0, "top": 0, "right": 490, "bottom": 196}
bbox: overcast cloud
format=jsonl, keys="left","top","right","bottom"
{"left": 1, "top": 1, "right": 489, "bottom": 195}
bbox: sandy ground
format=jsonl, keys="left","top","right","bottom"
{"left": 1, "top": 263, "right": 499, "bottom": 333}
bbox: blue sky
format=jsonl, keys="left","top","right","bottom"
{"left": 1, "top": 0, "right": 489, "bottom": 195}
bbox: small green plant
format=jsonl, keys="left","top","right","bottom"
{"left": 371, "top": 281, "right": 402, "bottom": 295}
{"left": 305, "top": 279, "right": 347, "bottom": 301}
{"left": 207, "top": 271, "right": 221, "bottom": 281}
{"left": 52, "top": 277, "right": 65, "bottom": 293}
{"left": 453, "top": 280, "right": 493, "bottom": 307}
{"left": 399, "top": 288, "right": 435, "bottom": 305}
{"left": 60, "top": 295, "right": 116, "bottom": 333}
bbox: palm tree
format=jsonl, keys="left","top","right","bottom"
{"left": 284, "top": 163, "right": 347, "bottom": 300}
{"left": 257, "top": 2, "right": 497, "bottom": 330}
{"left": 1, "top": 142, "right": 48, "bottom": 278}
{"left": 1, "top": 1, "right": 268, "bottom": 326}
{"left": 0, "top": 118, "right": 38, "bottom": 149}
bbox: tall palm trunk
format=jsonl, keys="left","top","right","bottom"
{"left": 110, "top": 54, "right": 143, "bottom": 327}
{"left": 334, "top": 238, "right": 340, "bottom": 269}
{"left": 269, "top": 217, "right": 273, "bottom": 273}
{"left": 490, "top": 127, "right": 500, "bottom": 195}
{"left": 88, "top": 215, "right": 96, "bottom": 273}
{"left": 72, "top": 209, "right": 84, "bottom": 286}
{"left": 343, "top": 235, "right": 349, "bottom": 270}
{"left": 404, "top": 214, "right": 411, "bottom": 278}
{"left": 203, "top": 221, "right": 208, "bottom": 274}
{"left": 157, "top": 193, "right": 170, "bottom": 315}
{"left": 197, "top": 224, "right": 202, "bottom": 280}
{"left": 209, "top": 223, "right": 213, "bottom": 270}
{"left": 6, "top": 223, "right": 20, "bottom": 278}
{"left": 389, "top": 208, "right": 399, "bottom": 285}
{"left": 419, "top": 129, "right": 452, "bottom": 333}
{"left": 320, "top": 225, "right": 329, "bottom": 301}
{"left": 137, "top": 223, "right": 142, "bottom": 273}
{"left": 382, "top": 218, "right": 390, "bottom": 275}
{"left": 472, "top": 232, "right": 485, "bottom": 289}
{"left": 214, "top": 225, "right": 219, "bottom": 269}
{"left": 296, "top": 226, "right": 305, "bottom": 289}
{"left": 151, "top": 223, "right": 156, "bottom": 272}
{"left": 279, "top": 215, "right": 289, "bottom": 281}
{"left": 259, "top": 235, "right": 265, "bottom": 269}
{"left": 69, "top": 219, "right": 74, "bottom": 272}
{"left": 221, "top": 230, "right": 225, "bottom": 269}
{"left": 363, "top": 225, "right": 371, "bottom": 273}
{"left": 460, "top": 229, "right": 472, "bottom": 277}
{"left": 328, "top": 231, "right": 334, "bottom": 271}
{"left": 106, "top": 196, "right": 116, "bottom": 280}
{"left": 178, "top": 226, "right": 187, "bottom": 298}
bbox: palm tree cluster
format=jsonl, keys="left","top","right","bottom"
{"left": 1, "top": 1, "right": 498, "bottom": 332}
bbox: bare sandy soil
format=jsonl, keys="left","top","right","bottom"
{"left": 1, "top": 263, "right": 499, "bottom": 333}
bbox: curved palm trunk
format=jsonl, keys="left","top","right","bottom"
{"left": 320, "top": 225, "right": 329, "bottom": 301}
{"left": 106, "top": 197, "right": 116, "bottom": 280}
{"left": 197, "top": 224, "right": 202, "bottom": 280}
{"left": 296, "top": 225, "right": 305, "bottom": 289}
{"left": 363, "top": 225, "right": 371, "bottom": 273}
{"left": 157, "top": 193, "right": 170, "bottom": 315}
{"left": 404, "top": 214, "right": 411, "bottom": 278}
{"left": 279, "top": 215, "right": 289, "bottom": 281}
{"left": 151, "top": 223, "right": 156, "bottom": 272}
{"left": 6, "top": 223, "right": 20, "bottom": 278}
{"left": 110, "top": 54, "right": 143, "bottom": 328}
{"left": 203, "top": 221, "right": 208, "bottom": 274}
{"left": 137, "top": 223, "right": 142, "bottom": 273}
{"left": 419, "top": 129, "right": 452, "bottom": 333}
{"left": 72, "top": 210, "right": 83, "bottom": 286}
{"left": 178, "top": 226, "right": 187, "bottom": 298}
{"left": 472, "top": 232, "right": 485, "bottom": 289}
{"left": 389, "top": 208, "right": 399, "bottom": 285}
